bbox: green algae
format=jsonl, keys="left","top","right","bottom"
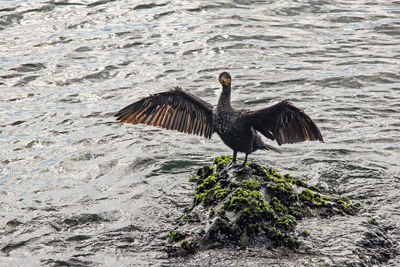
{"left": 270, "top": 197, "right": 288, "bottom": 213}
{"left": 213, "top": 155, "right": 233, "bottom": 172}
{"left": 168, "top": 155, "right": 361, "bottom": 253}
{"left": 168, "top": 230, "right": 184, "bottom": 243}
{"left": 181, "top": 215, "right": 191, "bottom": 223}
{"left": 194, "top": 175, "right": 237, "bottom": 206}
{"left": 242, "top": 179, "right": 261, "bottom": 190}
{"left": 299, "top": 188, "right": 315, "bottom": 202}
{"left": 368, "top": 218, "right": 379, "bottom": 226}
{"left": 268, "top": 227, "right": 299, "bottom": 249}
{"left": 219, "top": 187, "right": 277, "bottom": 225}
{"left": 180, "top": 240, "right": 190, "bottom": 249}
{"left": 301, "top": 229, "right": 310, "bottom": 237}
{"left": 188, "top": 174, "right": 198, "bottom": 183}
{"left": 209, "top": 209, "right": 215, "bottom": 217}
{"left": 222, "top": 188, "right": 262, "bottom": 211}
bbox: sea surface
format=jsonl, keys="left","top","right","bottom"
{"left": 1, "top": 0, "right": 399, "bottom": 266}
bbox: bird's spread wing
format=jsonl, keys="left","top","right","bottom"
{"left": 243, "top": 100, "right": 323, "bottom": 145}
{"left": 115, "top": 87, "right": 214, "bottom": 139}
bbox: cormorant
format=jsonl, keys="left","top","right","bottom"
{"left": 115, "top": 72, "right": 323, "bottom": 170}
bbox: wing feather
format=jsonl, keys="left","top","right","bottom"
{"left": 179, "top": 111, "right": 186, "bottom": 133}
{"left": 244, "top": 100, "right": 323, "bottom": 145}
{"left": 165, "top": 107, "right": 175, "bottom": 129}
{"left": 149, "top": 105, "right": 163, "bottom": 126}
{"left": 186, "top": 113, "right": 192, "bottom": 134}
{"left": 177, "top": 110, "right": 185, "bottom": 132}
{"left": 167, "top": 106, "right": 177, "bottom": 130}
{"left": 193, "top": 118, "right": 200, "bottom": 136}
{"left": 115, "top": 87, "right": 214, "bottom": 139}
{"left": 155, "top": 105, "right": 167, "bottom": 126}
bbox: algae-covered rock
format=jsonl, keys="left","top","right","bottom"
{"left": 166, "top": 155, "right": 361, "bottom": 255}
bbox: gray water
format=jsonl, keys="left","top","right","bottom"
{"left": 1, "top": 0, "right": 400, "bottom": 266}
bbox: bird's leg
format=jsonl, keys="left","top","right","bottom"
{"left": 224, "top": 151, "right": 237, "bottom": 170}
{"left": 232, "top": 150, "right": 237, "bottom": 165}
{"left": 234, "top": 153, "right": 248, "bottom": 172}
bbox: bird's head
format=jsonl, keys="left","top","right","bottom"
{"left": 218, "top": 72, "right": 231, "bottom": 87}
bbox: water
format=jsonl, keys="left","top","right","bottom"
{"left": 1, "top": 0, "right": 399, "bottom": 265}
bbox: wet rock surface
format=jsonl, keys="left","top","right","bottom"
{"left": 355, "top": 220, "right": 399, "bottom": 266}
{"left": 165, "top": 156, "right": 397, "bottom": 265}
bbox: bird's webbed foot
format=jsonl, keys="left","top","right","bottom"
{"left": 219, "top": 158, "right": 237, "bottom": 175}
{"left": 233, "top": 162, "right": 247, "bottom": 174}
{"left": 224, "top": 160, "right": 236, "bottom": 170}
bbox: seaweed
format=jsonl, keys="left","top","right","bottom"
{"left": 166, "top": 155, "right": 361, "bottom": 254}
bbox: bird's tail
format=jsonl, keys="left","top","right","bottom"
{"left": 261, "top": 143, "right": 282, "bottom": 153}
{"left": 254, "top": 135, "right": 281, "bottom": 153}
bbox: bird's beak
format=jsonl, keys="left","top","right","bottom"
{"left": 219, "top": 77, "right": 230, "bottom": 86}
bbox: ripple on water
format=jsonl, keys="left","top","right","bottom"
{"left": 0, "top": 0, "right": 400, "bottom": 266}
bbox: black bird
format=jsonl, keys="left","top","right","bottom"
{"left": 115, "top": 72, "right": 323, "bottom": 170}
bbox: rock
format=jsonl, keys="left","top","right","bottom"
{"left": 166, "top": 155, "right": 362, "bottom": 256}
